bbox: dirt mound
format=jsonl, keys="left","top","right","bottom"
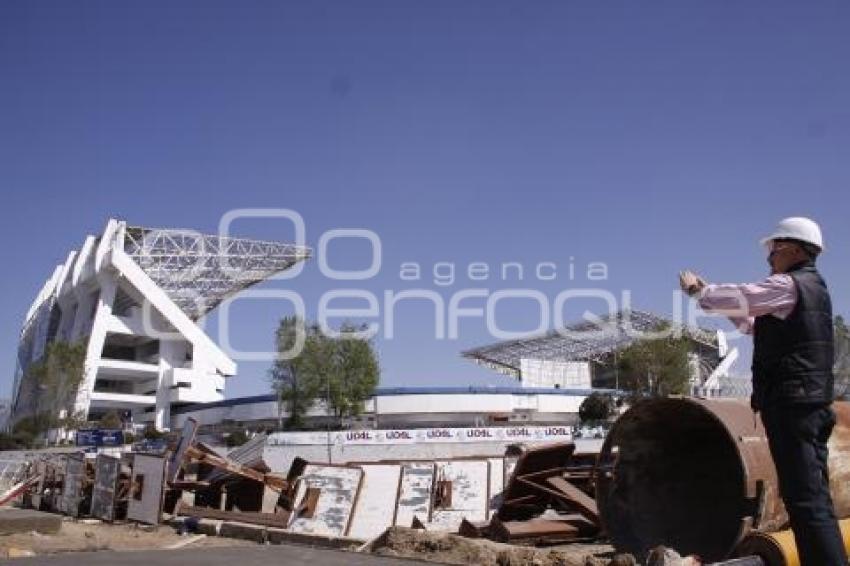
{"left": 371, "top": 526, "right": 622, "bottom": 566}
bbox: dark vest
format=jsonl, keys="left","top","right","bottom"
{"left": 751, "top": 261, "right": 834, "bottom": 410}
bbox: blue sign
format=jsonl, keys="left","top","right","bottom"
{"left": 76, "top": 429, "right": 124, "bottom": 447}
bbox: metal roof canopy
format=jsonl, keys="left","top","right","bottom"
{"left": 461, "top": 309, "right": 718, "bottom": 378}
{"left": 124, "top": 226, "right": 311, "bottom": 320}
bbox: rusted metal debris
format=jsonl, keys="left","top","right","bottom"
{"left": 6, "top": 429, "right": 607, "bottom": 551}
{"left": 596, "top": 398, "right": 850, "bottom": 563}
{"left": 448, "top": 442, "right": 604, "bottom": 546}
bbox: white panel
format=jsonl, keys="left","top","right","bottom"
{"left": 347, "top": 464, "right": 402, "bottom": 540}
{"left": 487, "top": 458, "right": 504, "bottom": 519}
{"left": 288, "top": 465, "right": 362, "bottom": 537}
{"left": 127, "top": 454, "right": 166, "bottom": 525}
{"left": 429, "top": 460, "right": 489, "bottom": 531}
{"left": 394, "top": 462, "right": 434, "bottom": 527}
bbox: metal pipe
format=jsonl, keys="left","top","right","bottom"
{"left": 595, "top": 398, "right": 850, "bottom": 563}
{"left": 733, "top": 518, "right": 850, "bottom": 566}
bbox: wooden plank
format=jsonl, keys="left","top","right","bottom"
{"left": 176, "top": 503, "right": 290, "bottom": 528}
{"left": 184, "top": 446, "right": 288, "bottom": 490}
{"left": 545, "top": 476, "right": 599, "bottom": 522}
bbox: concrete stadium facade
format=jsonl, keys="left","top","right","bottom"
{"left": 171, "top": 386, "right": 617, "bottom": 434}
{"left": 10, "top": 219, "right": 309, "bottom": 434}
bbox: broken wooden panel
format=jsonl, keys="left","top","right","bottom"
{"left": 30, "top": 460, "right": 46, "bottom": 510}
{"left": 287, "top": 464, "right": 362, "bottom": 537}
{"left": 46, "top": 459, "right": 65, "bottom": 512}
{"left": 428, "top": 459, "right": 490, "bottom": 532}
{"left": 176, "top": 504, "right": 289, "bottom": 528}
{"left": 61, "top": 454, "right": 86, "bottom": 517}
{"left": 394, "top": 462, "right": 434, "bottom": 527}
{"left": 0, "top": 459, "right": 27, "bottom": 494}
{"left": 90, "top": 454, "right": 121, "bottom": 521}
{"left": 167, "top": 417, "right": 198, "bottom": 483}
{"left": 37, "top": 460, "right": 61, "bottom": 512}
{"left": 127, "top": 454, "right": 166, "bottom": 525}
{"left": 347, "top": 464, "right": 402, "bottom": 540}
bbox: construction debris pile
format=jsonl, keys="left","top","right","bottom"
{"left": 4, "top": 399, "right": 850, "bottom": 565}
{"left": 1, "top": 418, "right": 610, "bottom": 558}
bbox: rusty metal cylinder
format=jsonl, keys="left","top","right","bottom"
{"left": 595, "top": 398, "right": 850, "bottom": 563}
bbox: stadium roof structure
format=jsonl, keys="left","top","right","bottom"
{"left": 12, "top": 218, "right": 312, "bottom": 431}
{"left": 461, "top": 309, "right": 718, "bottom": 378}
{"left": 124, "top": 225, "right": 311, "bottom": 320}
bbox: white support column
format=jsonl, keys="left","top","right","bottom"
{"left": 156, "top": 339, "right": 186, "bottom": 431}
{"left": 73, "top": 276, "right": 117, "bottom": 419}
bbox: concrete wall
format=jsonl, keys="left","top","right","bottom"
{"left": 261, "top": 437, "right": 604, "bottom": 474}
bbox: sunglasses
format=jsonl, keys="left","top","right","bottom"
{"left": 768, "top": 240, "right": 797, "bottom": 254}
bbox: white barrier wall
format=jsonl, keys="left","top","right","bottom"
{"left": 268, "top": 425, "right": 573, "bottom": 447}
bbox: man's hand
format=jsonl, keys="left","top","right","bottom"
{"left": 679, "top": 270, "right": 707, "bottom": 297}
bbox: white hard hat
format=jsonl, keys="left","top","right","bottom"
{"left": 760, "top": 217, "right": 824, "bottom": 251}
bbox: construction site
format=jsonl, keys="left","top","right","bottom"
{"left": 2, "top": 395, "right": 849, "bottom": 565}
{"left": 1, "top": 217, "right": 848, "bottom": 565}
{"left": 3, "top": 2, "right": 849, "bottom": 565}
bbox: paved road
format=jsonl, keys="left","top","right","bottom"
{"left": 9, "top": 545, "right": 429, "bottom": 565}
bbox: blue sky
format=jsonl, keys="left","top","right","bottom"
{"left": 2, "top": 1, "right": 849, "bottom": 399}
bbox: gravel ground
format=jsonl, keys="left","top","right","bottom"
{"left": 0, "top": 519, "right": 257, "bottom": 558}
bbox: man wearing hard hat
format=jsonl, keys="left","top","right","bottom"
{"left": 680, "top": 217, "right": 846, "bottom": 565}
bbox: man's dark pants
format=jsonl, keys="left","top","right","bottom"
{"left": 761, "top": 404, "right": 848, "bottom": 566}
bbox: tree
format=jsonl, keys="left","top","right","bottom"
{"left": 579, "top": 392, "right": 614, "bottom": 423}
{"left": 143, "top": 425, "right": 165, "bottom": 440}
{"left": 270, "top": 317, "right": 380, "bottom": 429}
{"left": 226, "top": 430, "right": 249, "bottom": 447}
{"left": 835, "top": 315, "right": 850, "bottom": 400}
{"left": 270, "top": 317, "right": 325, "bottom": 429}
{"left": 327, "top": 323, "right": 380, "bottom": 423}
{"left": 15, "top": 340, "right": 87, "bottom": 443}
{"left": 616, "top": 326, "right": 692, "bottom": 398}
{"left": 99, "top": 410, "right": 123, "bottom": 430}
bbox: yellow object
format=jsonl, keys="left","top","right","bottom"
{"left": 735, "top": 518, "right": 850, "bottom": 566}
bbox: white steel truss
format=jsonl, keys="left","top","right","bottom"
{"left": 124, "top": 226, "right": 311, "bottom": 320}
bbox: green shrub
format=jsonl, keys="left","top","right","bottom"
{"left": 225, "top": 430, "right": 249, "bottom": 447}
